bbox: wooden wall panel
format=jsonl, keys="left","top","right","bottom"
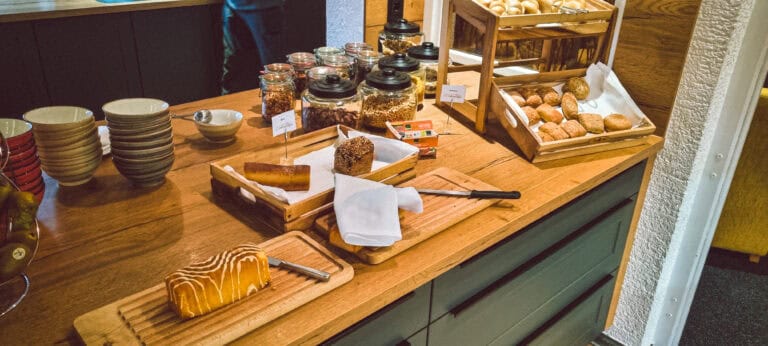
{"left": 0, "top": 21, "right": 49, "bottom": 118}
{"left": 612, "top": 0, "right": 702, "bottom": 136}
{"left": 365, "top": 21, "right": 424, "bottom": 48}
{"left": 365, "top": 0, "right": 425, "bottom": 48}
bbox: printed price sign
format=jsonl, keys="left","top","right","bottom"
{"left": 272, "top": 110, "right": 297, "bottom": 137}
{"left": 440, "top": 85, "right": 467, "bottom": 103}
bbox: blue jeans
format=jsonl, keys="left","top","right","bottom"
{"left": 221, "top": 3, "right": 285, "bottom": 94}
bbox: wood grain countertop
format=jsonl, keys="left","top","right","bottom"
{"left": 0, "top": 0, "right": 221, "bottom": 23}
{"left": 0, "top": 88, "right": 663, "bottom": 344}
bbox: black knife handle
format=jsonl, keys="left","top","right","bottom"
{"left": 469, "top": 190, "right": 521, "bottom": 199}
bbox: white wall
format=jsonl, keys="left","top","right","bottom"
{"left": 608, "top": 0, "right": 768, "bottom": 344}
{"left": 326, "top": 0, "right": 365, "bottom": 47}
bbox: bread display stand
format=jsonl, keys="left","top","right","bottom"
{"left": 435, "top": 0, "right": 616, "bottom": 133}
{"left": 315, "top": 168, "right": 501, "bottom": 264}
{"left": 210, "top": 125, "right": 418, "bottom": 233}
{"left": 74, "top": 232, "right": 354, "bottom": 345}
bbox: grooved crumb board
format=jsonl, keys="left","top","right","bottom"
{"left": 73, "top": 231, "right": 354, "bottom": 345}
{"left": 315, "top": 167, "right": 502, "bottom": 264}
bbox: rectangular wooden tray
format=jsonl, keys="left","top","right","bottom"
{"left": 489, "top": 74, "right": 656, "bottom": 163}
{"left": 469, "top": 0, "right": 614, "bottom": 26}
{"left": 210, "top": 125, "right": 418, "bottom": 233}
{"left": 314, "top": 168, "right": 500, "bottom": 264}
{"left": 74, "top": 231, "right": 354, "bottom": 345}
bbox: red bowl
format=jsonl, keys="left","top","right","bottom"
{"left": 0, "top": 118, "right": 34, "bottom": 148}
{"left": 8, "top": 142, "right": 37, "bottom": 163}
{"left": 6, "top": 152, "right": 39, "bottom": 170}
{"left": 8, "top": 165, "right": 42, "bottom": 186}
{"left": 16, "top": 175, "right": 43, "bottom": 192}
{"left": 3, "top": 159, "right": 41, "bottom": 178}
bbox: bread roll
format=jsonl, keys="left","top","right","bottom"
{"left": 604, "top": 113, "right": 633, "bottom": 132}
{"left": 244, "top": 163, "right": 311, "bottom": 191}
{"left": 334, "top": 136, "right": 374, "bottom": 176}
{"left": 539, "top": 122, "right": 569, "bottom": 140}
{"left": 521, "top": 106, "right": 540, "bottom": 125}
{"left": 519, "top": 88, "right": 543, "bottom": 107}
{"left": 560, "top": 92, "right": 579, "bottom": 120}
{"left": 563, "top": 77, "right": 590, "bottom": 100}
{"left": 508, "top": 90, "right": 527, "bottom": 107}
{"left": 561, "top": 120, "right": 587, "bottom": 138}
{"left": 538, "top": 131, "right": 555, "bottom": 142}
{"left": 538, "top": 86, "right": 561, "bottom": 106}
{"left": 536, "top": 104, "right": 564, "bottom": 123}
{"left": 577, "top": 113, "right": 604, "bottom": 133}
{"left": 166, "top": 244, "right": 271, "bottom": 319}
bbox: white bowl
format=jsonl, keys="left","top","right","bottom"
{"left": 194, "top": 109, "right": 243, "bottom": 143}
{"left": 23, "top": 106, "right": 94, "bottom": 131}
{"left": 102, "top": 98, "right": 169, "bottom": 121}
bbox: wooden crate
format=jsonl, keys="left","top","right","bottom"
{"left": 210, "top": 126, "right": 418, "bottom": 233}
{"left": 435, "top": 0, "right": 617, "bottom": 133}
{"left": 489, "top": 72, "right": 656, "bottom": 162}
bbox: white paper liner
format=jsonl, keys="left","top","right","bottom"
{"left": 228, "top": 125, "right": 418, "bottom": 205}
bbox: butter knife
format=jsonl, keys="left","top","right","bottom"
{"left": 267, "top": 256, "right": 331, "bottom": 282}
{"left": 416, "top": 189, "right": 521, "bottom": 199}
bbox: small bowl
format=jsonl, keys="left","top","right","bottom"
{"left": 8, "top": 143, "right": 38, "bottom": 163}
{"left": 3, "top": 159, "right": 41, "bottom": 178}
{"left": 10, "top": 166, "right": 42, "bottom": 186}
{"left": 23, "top": 106, "right": 94, "bottom": 132}
{"left": 194, "top": 109, "right": 243, "bottom": 143}
{"left": 0, "top": 118, "right": 34, "bottom": 148}
{"left": 34, "top": 127, "right": 96, "bottom": 148}
{"left": 7, "top": 152, "right": 39, "bottom": 170}
{"left": 37, "top": 140, "right": 101, "bottom": 161}
{"left": 102, "top": 98, "right": 169, "bottom": 121}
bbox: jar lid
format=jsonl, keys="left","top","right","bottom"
{"left": 365, "top": 68, "right": 412, "bottom": 90}
{"left": 261, "top": 72, "right": 292, "bottom": 83}
{"left": 264, "top": 63, "right": 294, "bottom": 74}
{"left": 356, "top": 50, "right": 381, "bottom": 63}
{"left": 287, "top": 52, "right": 316, "bottom": 64}
{"left": 323, "top": 55, "right": 351, "bottom": 67}
{"left": 378, "top": 53, "right": 420, "bottom": 72}
{"left": 407, "top": 42, "right": 439, "bottom": 60}
{"left": 309, "top": 75, "right": 357, "bottom": 98}
{"left": 384, "top": 18, "right": 421, "bottom": 34}
{"left": 344, "top": 42, "right": 373, "bottom": 56}
{"left": 308, "top": 66, "right": 338, "bottom": 80}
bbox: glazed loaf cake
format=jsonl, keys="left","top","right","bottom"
{"left": 165, "top": 243, "right": 271, "bottom": 319}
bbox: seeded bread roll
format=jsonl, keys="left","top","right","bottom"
{"left": 334, "top": 136, "right": 374, "bottom": 176}
{"left": 537, "top": 86, "right": 561, "bottom": 106}
{"left": 521, "top": 106, "right": 540, "bottom": 125}
{"left": 539, "top": 122, "right": 569, "bottom": 141}
{"left": 166, "top": 244, "right": 271, "bottom": 319}
{"left": 536, "top": 104, "right": 564, "bottom": 123}
{"left": 604, "top": 113, "right": 633, "bottom": 131}
{"left": 561, "top": 92, "right": 579, "bottom": 120}
{"left": 578, "top": 113, "right": 604, "bottom": 133}
{"left": 244, "top": 163, "right": 311, "bottom": 191}
{"left": 561, "top": 120, "right": 587, "bottom": 138}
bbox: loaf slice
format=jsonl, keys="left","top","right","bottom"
{"left": 165, "top": 243, "right": 271, "bottom": 319}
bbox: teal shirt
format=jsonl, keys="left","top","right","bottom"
{"left": 225, "top": 0, "right": 284, "bottom": 10}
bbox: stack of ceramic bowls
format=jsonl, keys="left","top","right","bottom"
{"left": 103, "top": 98, "right": 174, "bottom": 187}
{"left": 22, "top": 106, "right": 102, "bottom": 187}
{"left": 0, "top": 119, "right": 44, "bottom": 201}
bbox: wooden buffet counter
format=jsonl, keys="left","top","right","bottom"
{"left": 0, "top": 0, "right": 220, "bottom": 23}
{"left": 0, "top": 89, "right": 662, "bottom": 344}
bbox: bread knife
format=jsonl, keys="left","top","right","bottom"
{"left": 267, "top": 256, "right": 331, "bottom": 282}
{"left": 416, "top": 189, "right": 521, "bottom": 199}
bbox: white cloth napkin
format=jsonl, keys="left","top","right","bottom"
{"left": 333, "top": 173, "right": 423, "bottom": 247}
{"left": 232, "top": 125, "right": 418, "bottom": 205}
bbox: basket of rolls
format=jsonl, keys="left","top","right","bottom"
{"left": 489, "top": 62, "right": 656, "bottom": 162}
{"left": 474, "top": 0, "right": 615, "bottom": 24}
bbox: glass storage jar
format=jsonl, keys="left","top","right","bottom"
{"left": 264, "top": 63, "right": 294, "bottom": 78}
{"left": 359, "top": 68, "right": 417, "bottom": 130}
{"left": 260, "top": 72, "right": 295, "bottom": 123}
{"left": 377, "top": 53, "right": 426, "bottom": 109}
{"left": 314, "top": 46, "right": 344, "bottom": 66}
{"left": 355, "top": 50, "right": 381, "bottom": 86}
{"left": 287, "top": 52, "right": 316, "bottom": 99}
{"left": 344, "top": 42, "right": 372, "bottom": 82}
{"left": 301, "top": 75, "right": 361, "bottom": 132}
{"left": 407, "top": 42, "right": 440, "bottom": 99}
{"left": 378, "top": 19, "right": 424, "bottom": 55}
{"left": 322, "top": 55, "right": 353, "bottom": 80}
{"left": 308, "top": 66, "right": 339, "bottom": 85}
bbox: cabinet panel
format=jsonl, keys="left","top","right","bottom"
{"left": 34, "top": 13, "right": 142, "bottom": 119}
{"left": 324, "top": 282, "right": 431, "bottom": 346}
{"left": 405, "top": 327, "right": 427, "bottom": 346}
{"left": 525, "top": 275, "right": 617, "bottom": 346}
{"left": 428, "top": 199, "right": 635, "bottom": 346}
{"left": 0, "top": 21, "right": 49, "bottom": 118}
{"left": 132, "top": 6, "right": 221, "bottom": 106}
{"left": 430, "top": 161, "right": 645, "bottom": 321}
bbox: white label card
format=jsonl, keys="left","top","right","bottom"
{"left": 440, "top": 85, "right": 467, "bottom": 103}
{"left": 272, "top": 110, "right": 297, "bottom": 137}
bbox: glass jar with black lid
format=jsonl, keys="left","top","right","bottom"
{"left": 301, "top": 75, "right": 361, "bottom": 132}
{"left": 407, "top": 42, "right": 440, "bottom": 99}
{"left": 378, "top": 19, "right": 424, "bottom": 55}
{"left": 376, "top": 53, "right": 425, "bottom": 109}
{"left": 359, "top": 68, "right": 417, "bottom": 130}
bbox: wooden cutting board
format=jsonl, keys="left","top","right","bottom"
{"left": 74, "top": 231, "right": 353, "bottom": 345}
{"left": 315, "top": 167, "right": 501, "bottom": 264}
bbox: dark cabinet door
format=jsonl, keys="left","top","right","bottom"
{"left": 0, "top": 21, "right": 50, "bottom": 118}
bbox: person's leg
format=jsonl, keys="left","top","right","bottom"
{"left": 235, "top": 5, "right": 286, "bottom": 67}
{"left": 221, "top": 4, "right": 263, "bottom": 95}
